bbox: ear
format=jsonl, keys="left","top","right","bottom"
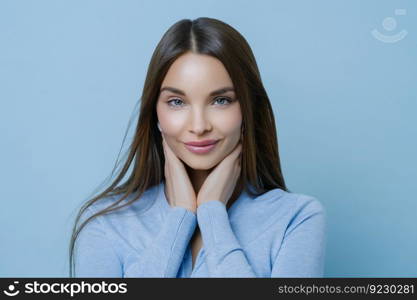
{"left": 157, "top": 122, "right": 162, "bottom": 132}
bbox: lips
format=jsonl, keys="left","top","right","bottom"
{"left": 184, "top": 139, "right": 218, "bottom": 147}
{"left": 184, "top": 140, "right": 219, "bottom": 154}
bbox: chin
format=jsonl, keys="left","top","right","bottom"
{"left": 181, "top": 157, "right": 219, "bottom": 171}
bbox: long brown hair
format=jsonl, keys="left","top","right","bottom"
{"left": 69, "top": 17, "right": 289, "bottom": 277}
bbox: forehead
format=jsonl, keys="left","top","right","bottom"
{"left": 160, "top": 52, "right": 234, "bottom": 94}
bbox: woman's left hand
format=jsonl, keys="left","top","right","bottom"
{"left": 197, "top": 141, "right": 242, "bottom": 207}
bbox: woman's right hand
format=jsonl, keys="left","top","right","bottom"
{"left": 162, "top": 135, "right": 197, "bottom": 213}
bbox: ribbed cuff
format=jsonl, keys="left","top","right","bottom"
{"left": 196, "top": 200, "right": 241, "bottom": 253}
{"left": 122, "top": 205, "right": 197, "bottom": 277}
{"left": 158, "top": 206, "right": 197, "bottom": 276}
{"left": 164, "top": 205, "right": 197, "bottom": 251}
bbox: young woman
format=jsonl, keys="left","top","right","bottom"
{"left": 69, "top": 17, "right": 326, "bottom": 278}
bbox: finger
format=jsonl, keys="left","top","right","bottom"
{"left": 219, "top": 144, "right": 242, "bottom": 168}
{"left": 232, "top": 142, "right": 242, "bottom": 158}
{"left": 235, "top": 143, "right": 243, "bottom": 165}
{"left": 162, "top": 136, "right": 173, "bottom": 157}
{"left": 162, "top": 138, "right": 184, "bottom": 167}
{"left": 162, "top": 138, "right": 168, "bottom": 162}
{"left": 162, "top": 136, "right": 174, "bottom": 160}
{"left": 235, "top": 164, "right": 241, "bottom": 179}
{"left": 162, "top": 137, "right": 171, "bottom": 174}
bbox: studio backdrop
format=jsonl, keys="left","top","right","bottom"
{"left": 0, "top": 0, "right": 416, "bottom": 277}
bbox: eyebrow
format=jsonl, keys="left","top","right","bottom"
{"left": 159, "top": 86, "right": 235, "bottom": 97}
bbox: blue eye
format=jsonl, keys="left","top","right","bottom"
{"left": 167, "top": 99, "right": 184, "bottom": 107}
{"left": 214, "top": 97, "right": 233, "bottom": 105}
{"left": 167, "top": 97, "right": 233, "bottom": 108}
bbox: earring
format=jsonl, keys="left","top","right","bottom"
{"left": 157, "top": 122, "right": 161, "bottom": 132}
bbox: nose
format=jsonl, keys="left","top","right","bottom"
{"left": 189, "top": 108, "right": 212, "bottom": 135}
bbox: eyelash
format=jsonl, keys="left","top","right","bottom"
{"left": 166, "top": 97, "right": 234, "bottom": 108}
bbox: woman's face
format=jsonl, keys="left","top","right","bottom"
{"left": 156, "top": 52, "right": 242, "bottom": 170}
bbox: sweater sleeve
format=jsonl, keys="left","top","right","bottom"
{"left": 126, "top": 205, "right": 197, "bottom": 277}
{"left": 271, "top": 197, "right": 327, "bottom": 277}
{"left": 73, "top": 206, "right": 123, "bottom": 277}
{"left": 196, "top": 200, "right": 257, "bottom": 277}
{"left": 74, "top": 205, "right": 197, "bottom": 278}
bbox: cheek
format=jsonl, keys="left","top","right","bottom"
{"left": 161, "top": 117, "right": 184, "bottom": 135}
{"left": 214, "top": 107, "right": 242, "bottom": 137}
{"left": 156, "top": 105, "right": 186, "bottom": 136}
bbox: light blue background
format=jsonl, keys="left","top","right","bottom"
{"left": 1, "top": 0, "right": 416, "bottom": 277}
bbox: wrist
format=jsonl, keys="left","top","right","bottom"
{"left": 175, "top": 203, "right": 196, "bottom": 214}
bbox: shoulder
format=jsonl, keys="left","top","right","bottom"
{"left": 280, "top": 192, "right": 326, "bottom": 237}
{"left": 252, "top": 187, "right": 325, "bottom": 217}
{"left": 79, "top": 184, "right": 160, "bottom": 224}
{"left": 230, "top": 187, "right": 325, "bottom": 245}
{"left": 256, "top": 189, "right": 327, "bottom": 243}
{"left": 240, "top": 186, "right": 326, "bottom": 231}
{"left": 286, "top": 192, "right": 326, "bottom": 219}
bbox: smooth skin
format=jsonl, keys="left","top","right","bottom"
{"left": 162, "top": 135, "right": 242, "bottom": 213}
{"left": 156, "top": 51, "right": 243, "bottom": 269}
{"left": 156, "top": 51, "right": 243, "bottom": 213}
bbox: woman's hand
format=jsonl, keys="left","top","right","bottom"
{"left": 162, "top": 135, "right": 197, "bottom": 213}
{"left": 197, "top": 141, "right": 242, "bottom": 208}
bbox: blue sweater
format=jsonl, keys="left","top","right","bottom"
{"left": 73, "top": 182, "right": 326, "bottom": 277}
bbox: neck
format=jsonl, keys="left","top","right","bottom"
{"left": 185, "top": 164, "right": 214, "bottom": 194}
{"left": 185, "top": 164, "right": 243, "bottom": 211}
